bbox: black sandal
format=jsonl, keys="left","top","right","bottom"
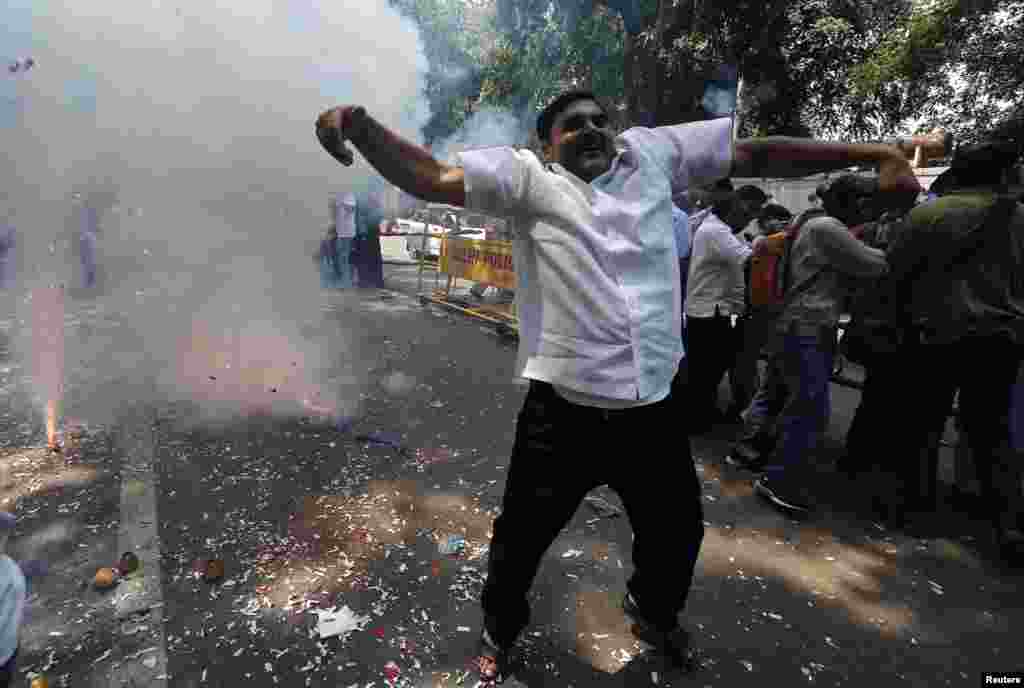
{"left": 474, "top": 628, "right": 511, "bottom": 685}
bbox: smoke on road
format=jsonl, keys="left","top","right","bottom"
{"left": 0, "top": 0, "right": 431, "bottom": 429}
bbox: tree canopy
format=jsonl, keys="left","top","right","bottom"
{"left": 852, "top": 0, "right": 1024, "bottom": 144}
{"left": 391, "top": 0, "right": 1023, "bottom": 145}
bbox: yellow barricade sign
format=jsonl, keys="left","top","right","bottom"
{"left": 439, "top": 237, "right": 516, "bottom": 291}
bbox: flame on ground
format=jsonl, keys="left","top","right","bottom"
{"left": 46, "top": 399, "right": 59, "bottom": 450}
{"left": 32, "top": 287, "right": 65, "bottom": 450}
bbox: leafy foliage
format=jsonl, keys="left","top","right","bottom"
{"left": 388, "top": 0, "right": 484, "bottom": 143}
{"left": 392, "top": 0, "right": 1021, "bottom": 144}
{"left": 852, "top": 0, "right": 1024, "bottom": 143}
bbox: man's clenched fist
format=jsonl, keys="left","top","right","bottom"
{"left": 316, "top": 106, "right": 364, "bottom": 167}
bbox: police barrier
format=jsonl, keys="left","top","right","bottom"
{"left": 418, "top": 235, "right": 518, "bottom": 336}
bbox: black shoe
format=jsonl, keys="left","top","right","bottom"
{"left": 998, "top": 530, "right": 1024, "bottom": 564}
{"left": 475, "top": 628, "right": 512, "bottom": 685}
{"left": 754, "top": 476, "right": 811, "bottom": 516}
{"left": 622, "top": 593, "right": 697, "bottom": 670}
{"left": 725, "top": 441, "right": 765, "bottom": 471}
{"left": 994, "top": 513, "right": 1024, "bottom": 565}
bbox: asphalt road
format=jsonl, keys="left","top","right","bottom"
{"left": 1, "top": 263, "right": 1021, "bottom": 688}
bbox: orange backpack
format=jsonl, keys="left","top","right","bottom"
{"left": 746, "top": 208, "right": 827, "bottom": 312}
{"left": 748, "top": 232, "right": 788, "bottom": 308}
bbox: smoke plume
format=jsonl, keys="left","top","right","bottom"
{"left": 0, "top": 0, "right": 431, "bottom": 430}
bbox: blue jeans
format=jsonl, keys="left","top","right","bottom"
{"left": 764, "top": 328, "right": 835, "bottom": 484}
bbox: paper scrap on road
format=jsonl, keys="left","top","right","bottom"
{"left": 584, "top": 495, "right": 622, "bottom": 518}
{"left": 315, "top": 605, "right": 370, "bottom": 639}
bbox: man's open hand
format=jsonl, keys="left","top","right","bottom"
{"left": 316, "top": 106, "right": 361, "bottom": 167}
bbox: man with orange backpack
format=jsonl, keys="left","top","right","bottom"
{"left": 728, "top": 175, "right": 898, "bottom": 517}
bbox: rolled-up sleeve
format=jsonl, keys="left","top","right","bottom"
{"left": 619, "top": 118, "right": 733, "bottom": 194}
{"left": 457, "top": 147, "right": 534, "bottom": 219}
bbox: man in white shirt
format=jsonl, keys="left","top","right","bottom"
{"left": 685, "top": 189, "right": 762, "bottom": 431}
{"left": 329, "top": 192, "right": 358, "bottom": 288}
{"left": 315, "top": 91, "right": 919, "bottom": 681}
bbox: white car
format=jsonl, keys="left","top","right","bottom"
{"left": 404, "top": 225, "right": 486, "bottom": 260}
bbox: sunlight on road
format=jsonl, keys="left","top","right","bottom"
{"left": 0, "top": 447, "right": 99, "bottom": 511}
{"left": 699, "top": 524, "right": 913, "bottom": 636}
{"left": 252, "top": 479, "right": 495, "bottom": 614}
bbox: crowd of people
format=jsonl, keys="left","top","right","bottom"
{"left": 673, "top": 145, "right": 1024, "bottom": 560}
{"left": 316, "top": 91, "right": 1023, "bottom": 683}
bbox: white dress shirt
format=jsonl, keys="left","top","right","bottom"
{"left": 685, "top": 208, "right": 751, "bottom": 318}
{"left": 334, "top": 192, "right": 357, "bottom": 239}
{"left": 459, "top": 119, "right": 733, "bottom": 408}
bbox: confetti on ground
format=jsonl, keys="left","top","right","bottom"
{"left": 315, "top": 606, "right": 370, "bottom": 640}
{"left": 584, "top": 495, "right": 623, "bottom": 518}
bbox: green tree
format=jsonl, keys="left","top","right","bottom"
{"left": 852, "top": 0, "right": 1024, "bottom": 143}
{"left": 389, "top": 0, "right": 485, "bottom": 144}
{"left": 477, "top": 0, "right": 912, "bottom": 139}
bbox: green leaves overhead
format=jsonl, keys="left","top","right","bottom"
{"left": 390, "top": 0, "right": 1022, "bottom": 144}
{"left": 853, "top": 0, "right": 1024, "bottom": 143}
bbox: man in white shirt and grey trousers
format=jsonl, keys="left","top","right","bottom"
{"left": 315, "top": 91, "right": 919, "bottom": 682}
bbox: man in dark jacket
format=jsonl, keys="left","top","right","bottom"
{"left": 876, "top": 140, "right": 1024, "bottom": 558}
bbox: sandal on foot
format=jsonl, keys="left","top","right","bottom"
{"left": 474, "top": 628, "right": 511, "bottom": 685}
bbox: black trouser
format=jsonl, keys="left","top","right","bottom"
{"left": 481, "top": 373, "right": 703, "bottom": 645}
{"left": 352, "top": 233, "right": 385, "bottom": 288}
{"left": 889, "top": 335, "right": 1022, "bottom": 525}
{"left": 844, "top": 352, "right": 906, "bottom": 476}
{"left": 685, "top": 310, "right": 738, "bottom": 425}
{"left": 0, "top": 648, "right": 17, "bottom": 687}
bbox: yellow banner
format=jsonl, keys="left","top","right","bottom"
{"left": 439, "top": 237, "right": 516, "bottom": 290}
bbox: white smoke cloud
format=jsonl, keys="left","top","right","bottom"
{"left": 432, "top": 106, "right": 532, "bottom": 164}
{"left": 0, "top": 0, "right": 432, "bottom": 428}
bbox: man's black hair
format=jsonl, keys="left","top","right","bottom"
{"left": 736, "top": 185, "right": 768, "bottom": 206}
{"left": 818, "top": 174, "right": 878, "bottom": 225}
{"left": 948, "top": 139, "right": 1021, "bottom": 188}
{"left": 759, "top": 203, "right": 793, "bottom": 222}
{"left": 537, "top": 90, "right": 604, "bottom": 143}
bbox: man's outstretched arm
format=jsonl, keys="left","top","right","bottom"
{"left": 316, "top": 106, "right": 465, "bottom": 207}
{"left": 733, "top": 138, "right": 921, "bottom": 195}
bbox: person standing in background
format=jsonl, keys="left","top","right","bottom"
{"left": 318, "top": 225, "right": 342, "bottom": 289}
{"left": 79, "top": 200, "right": 98, "bottom": 290}
{"left": 684, "top": 187, "right": 762, "bottom": 431}
{"left": 353, "top": 191, "right": 385, "bottom": 288}
{"left": 0, "top": 217, "right": 15, "bottom": 290}
{"left": 330, "top": 192, "right": 357, "bottom": 288}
